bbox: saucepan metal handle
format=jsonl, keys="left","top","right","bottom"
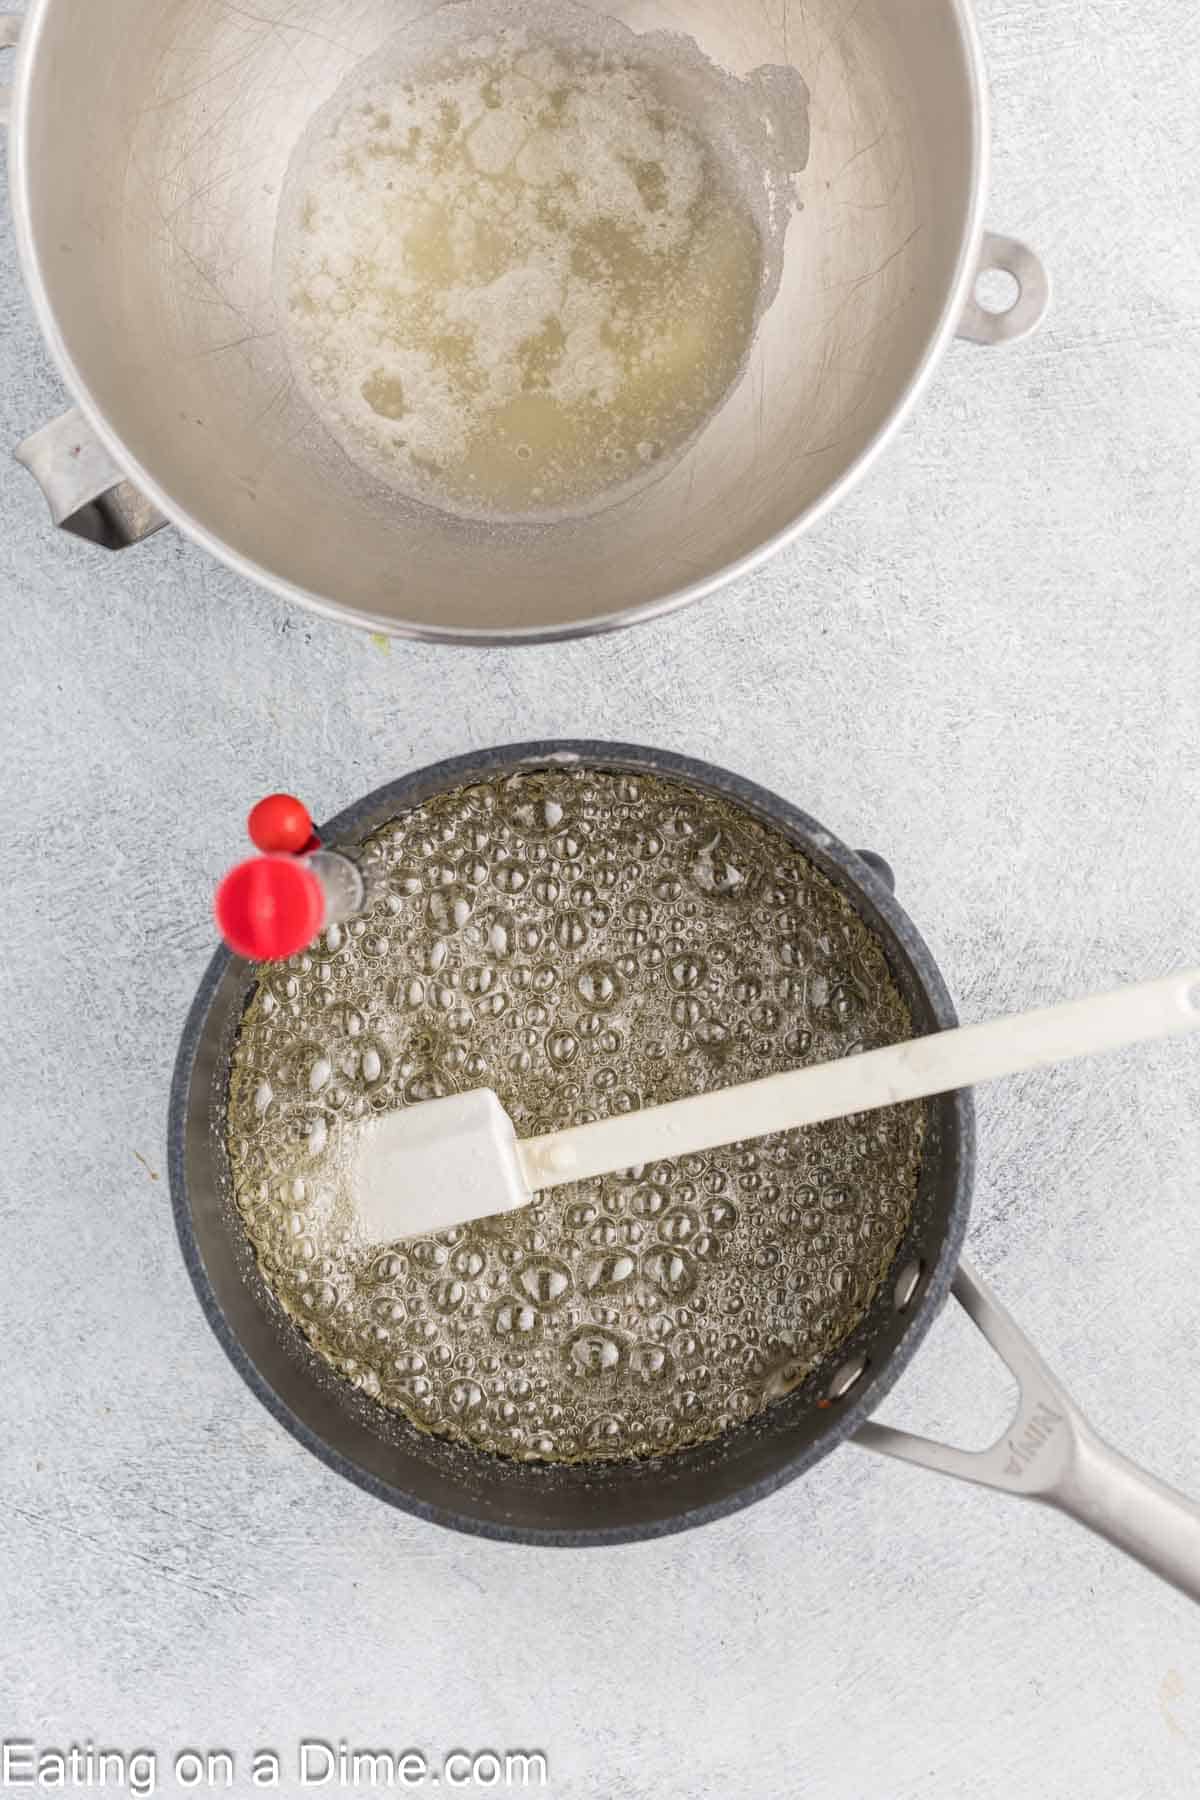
{"left": 855, "top": 1262, "right": 1200, "bottom": 1603}
{"left": 3, "top": 16, "right": 166, "bottom": 550}
{"left": 957, "top": 231, "right": 1050, "bottom": 346}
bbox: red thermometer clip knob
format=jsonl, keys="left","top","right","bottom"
{"left": 247, "top": 793, "right": 317, "bottom": 856}
{"left": 215, "top": 856, "right": 326, "bottom": 961}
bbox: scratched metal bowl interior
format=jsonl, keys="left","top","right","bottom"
{"left": 18, "top": 0, "right": 978, "bottom": 635}
{"left": 226, "top": 765, "right": 928, "bottom": 1465}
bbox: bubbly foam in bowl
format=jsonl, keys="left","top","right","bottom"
{"left": 274, "top": 0, "right": 809, "bottom": 522}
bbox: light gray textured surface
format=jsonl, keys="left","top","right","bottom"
{"left": 2, "top": 0, "right": 1200, "bottom": 1794}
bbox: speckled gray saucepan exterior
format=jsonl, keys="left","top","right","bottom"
{"left": 170, "top": 742, "right": 975, "bottom": 1545}
{"left": 4, "top": 0, "right": 1047, "bottom": 640}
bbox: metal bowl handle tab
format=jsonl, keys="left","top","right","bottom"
{"left": 14, "top": 408, "right": 168, "bottom": 551}
{"left": 957, "top": 232, "right": 1050, "bottom": 346}
{"left": 2, "top": 16, "right": 166, "bottom": 551}
{"left": 855, "top": 1263, "right": 1200, "bottom": 1603}
{"left": 0, "top": 12, "right": 18, "bottom": 126}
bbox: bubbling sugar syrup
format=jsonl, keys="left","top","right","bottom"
{"left": 227, "top": 770, "right": 924, "bottom": 1466}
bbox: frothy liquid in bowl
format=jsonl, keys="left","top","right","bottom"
{"left": 227, "top": 771, "right": 924, "bottom": 1465}
{"left": 275, "top": 1, "right": 807, "bottom": 520}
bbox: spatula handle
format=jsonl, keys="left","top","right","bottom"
{"left": 519, "top": 968, "right": 1200, "bottom": 1191}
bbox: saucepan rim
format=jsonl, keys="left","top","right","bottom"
{"left": 169, "top": 740, "right": 974, "bottom": 1543}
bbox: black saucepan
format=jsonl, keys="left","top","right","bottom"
{"left": 169, "top": 743, "right": 1200, "bottom": 1596}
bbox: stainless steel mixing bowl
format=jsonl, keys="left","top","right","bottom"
{"left": 3, "top": 0, "right": 1047, "bottom": 641}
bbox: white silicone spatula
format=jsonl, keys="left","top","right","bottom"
{"left": 353, "top": 967, "right": 1200, "bottom": 1243}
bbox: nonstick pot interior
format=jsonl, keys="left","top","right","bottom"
{"left": 169, "top": 744, "right": 974, "bottom": 1543}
